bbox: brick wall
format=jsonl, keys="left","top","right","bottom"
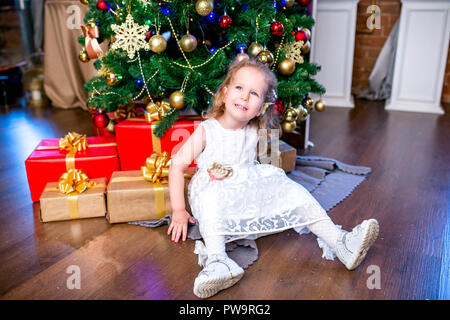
{"left": 0, "top": 8, "right": 22, "bottom": 52}
{"left": 353, "top": 0, "right": 450, "bottom": 103}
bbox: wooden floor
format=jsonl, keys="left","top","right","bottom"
{"left": 0, "top": 98, "right": 448, "bottom": 300}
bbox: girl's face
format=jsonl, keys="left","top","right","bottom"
{"left": 222, "top": 66, "right": 268, "bottom": 125}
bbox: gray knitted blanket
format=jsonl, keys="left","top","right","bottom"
{"left": 129, "top": 155, "right": 371, "bottom": 269}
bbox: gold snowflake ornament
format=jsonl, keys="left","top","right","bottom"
{"left": 280, "top": 41, "right": 304, "bottom": 64}
{"left": 111, "top": 14, "right": 150, "bottom": 59}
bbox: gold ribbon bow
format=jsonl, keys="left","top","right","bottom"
{"left": 114, "top": 104, "right": 139, "bottom": 120}
{"left": 57, "top": 169, "right": 96, "bottom": 220}
{"left": 81, "top": 20, "right": 104, "bottom": 59}
{"left": 58, "top": 169, "right": 96, "bottom": 195}
{"left": 58, "top": 132, "right": 88, "bottom": 171}
{"left": 141, "top": 151, "right": 171, "bottom": 183}
{"left": 145, "top": 100, "right": 172, "bottom": 122}
{"left": 58, "top": 132, "right": 88, "bottom": 153}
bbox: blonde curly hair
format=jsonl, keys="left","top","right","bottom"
{"left": 202, "top": 58, "right": 281, "bottom": 137}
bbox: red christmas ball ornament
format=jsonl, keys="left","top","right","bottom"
{"left": 96, "top": 0, "right": 108, "bottom": 11}
{"left": 275, "top": 99, "right": 286, "bottom": 114}
{"left": 295, "top": 30, "right": 308, "bottom": 42}
{"left": 270, "top": 21, "right": 284, "bottom": 36}
{"left": 219, "top": 14, "right": 232, "bottom": 29}
{"left": 93, "top": 112, "right": 109, "bottom": 128}
{"left": 298, "top": 0, "right": 312, "bottom": 6}
{"left": 88, "top": 107, "right": 97, "bottom": 119}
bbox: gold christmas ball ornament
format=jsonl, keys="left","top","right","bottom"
{"left": 256, "top": 50, "right": 274, "bottom": 67}
{"left": 285, "top": 0, "right": 295, "bottom": 7}
{"left": 248, "top": 42, "right": 264, "bottom": 58}
{"left": 301, "top": 40, "right": 311, "bottom": 54}
{"left": 302, "top": 96, "right": 314, "bottom": 111}
{"left": 278, "top": 58, "right": 295, "bottom": 76}
{"left": 149, "top": 34, "right": 167, "bottom": 53}
{"left": 302, "top": 28, "right": 311, "bottom": 40}
{"left": 180, "top": 33, "right": 198, "bottom": 52}
{"left": 282, "top": 120, "right": 297, "bottom": 133}
{"left": 195, "top": 0, "right": 214, "bottom": 16}
{"left": 113, "top": 7, "right": 126, "bottom": 22}
{"left": 104, "top": 71, "right": 121, "bottom": 86}
{"left": 79, "top": 48, "right": 90, "bottom": 63}
{"left": 169, "top": 91, "right": 186, "bottom": 109}
{"left": 315, "top": 99, "right": 326, "bottom": 112}
{"left": 87, "top": 19, "right": 97, "bottom": 29}
{"left": 283, "top": 106, "right": 298, "bottom": 122}
{"left": 235, "top": 51, "right": 249, "bottom": 62}
{"left": 105, "top": 119, "right": 116, "bottom": 134}
{"left": 80, "top": 0, "right": 89, "bottom": 4}
{"left": 296, "top": 106, "right": 309, "bottom": 122}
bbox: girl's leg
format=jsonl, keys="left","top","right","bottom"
{"left": 307, "top": 218, "right": 343, "bottom": 251}
{"left": 193, "top": 234, "right": 244, "bottom": 299}
{"left": 306, "top": 217, "right": 379, "bottom": 270}
{"left": 203, "top": 234, "right": 226, "bottom": 257}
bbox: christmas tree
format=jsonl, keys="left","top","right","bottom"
{"left": 78, "top": 0, "right": 325, "bottom": 137}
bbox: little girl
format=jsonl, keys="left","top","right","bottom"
{"left": 168, "top": 58, "right": 379, "bottom": 299}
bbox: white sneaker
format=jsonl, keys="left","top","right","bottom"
{"left": 193, "top": 254, "right": 244, "bottom": 299}
{"left": 335, "top": 219, "right": 379, "bottom": 270}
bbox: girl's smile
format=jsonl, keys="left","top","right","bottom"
{"left": 234, "top": 103, "right": 248, "bottom": 111}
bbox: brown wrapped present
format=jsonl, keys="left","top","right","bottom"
{"left": 258, "top": 140, "right": 297, "bottom": 173}
{"left": 106, "top": 170, "right": 192, "bottom": 223}
{"left": 39, "top": 176, "right": 107, "bottom": 223}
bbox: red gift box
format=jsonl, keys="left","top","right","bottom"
{"left": 25, "top": 136, "right": 120, "bottom": 202}
{"left": 115, "top": 115, "right": 202, "bottom": 170}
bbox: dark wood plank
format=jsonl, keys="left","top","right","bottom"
{"left": 0, "top": 98, "right": 448, "bottom": 300}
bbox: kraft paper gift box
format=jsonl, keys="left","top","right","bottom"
{"left": 106, "top": 170, "right": 193, "bottom": 223}
{"left": 25, "top": 133, "right": 119, "bottom": 202}
{"left": 258, "top": 140, "right": 297, "bottom": 173}
{"left": 39, "top": 177, "right": 107, "bottom": 223}
{"left": 115, "top": 114, "right": 202, "bottom": 170}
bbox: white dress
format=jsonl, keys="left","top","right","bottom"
{"left": 188, "top": 118, "right": 331, "bottom": 244}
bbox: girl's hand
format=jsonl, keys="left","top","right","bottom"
{"left": 167, "top": 209, "right": 196, "bottom": 242}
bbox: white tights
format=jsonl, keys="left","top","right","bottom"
{"left": 202, "top": 218, "right": 344, "bottom": 258}
{"left": 202, "top": 234, "right": 226, "bottom": 256}
{"left": 306, "top": 218, "right": 344, "bottom": 249}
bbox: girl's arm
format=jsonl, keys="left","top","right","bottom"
{"left": 168, "top": 124, "right": 206, "bottom": 242}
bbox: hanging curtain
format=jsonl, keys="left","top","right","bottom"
{"left": 43, "top": 0, "right": 104, "bottom": 110}
{"left": 358, "top": 20, "right": 400, "bottom": 101}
